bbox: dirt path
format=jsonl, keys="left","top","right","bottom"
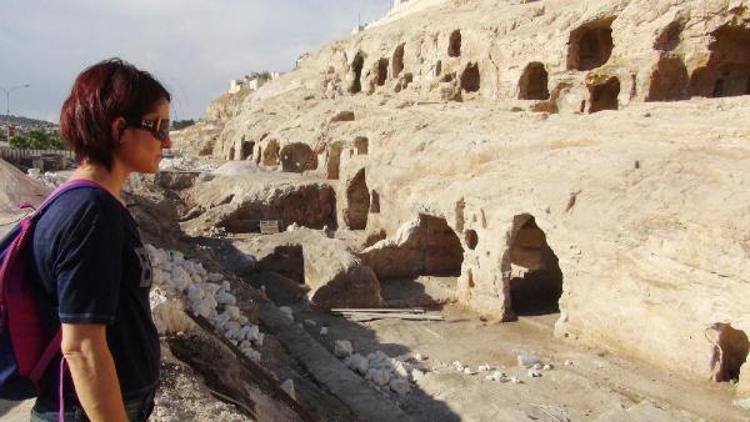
{"left": 297, "top": 302, "right": 747, "bottom": 421}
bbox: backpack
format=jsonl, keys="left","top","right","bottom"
{"left": 0, "top": 179, "right": 101, "bottom": 400}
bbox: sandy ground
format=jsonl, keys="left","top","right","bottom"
{"left": 292, "top": 276, "right": 749, "bottom": 422}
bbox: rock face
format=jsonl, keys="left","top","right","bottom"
{"left": 182, "top": 173, "right": 337, "bottom": 235}
{"left": 238, "top": 228, "right": 382, "bottom": 308}
{"left": 194, "top": 0, "right": 750, "bottom": 395}
{"left": 360, "top": 215, "right": 464, "bottom": 281}
{"left": 0, "top": 158, "right": 48, "bottom": 214}
{"left": 170, "top": 121, "right": 224, "bottom": 157}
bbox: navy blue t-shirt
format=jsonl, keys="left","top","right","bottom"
{"left": 31, "top": 186, "right": 159, "bottom": 406}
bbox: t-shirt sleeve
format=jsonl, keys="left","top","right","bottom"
{"left": 53, "top": 196, "right": 123, "bottom": 324}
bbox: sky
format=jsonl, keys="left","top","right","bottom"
{"left": 0, "top": 0, "right": 391, "bottom": 122}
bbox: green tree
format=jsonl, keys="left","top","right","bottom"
{"left": 8, "top": 129, "right": 64, "bottom": 150}
{"left": 27, "top": 128, "right": 50, "bottom": 149}
{"left": 9, "top": 133, "right": 31, "bottom": 149}
{"left": 258, "top": 71, "right": 272, "bottom": 83}
{"left": 51, "top": 133, "right": 65, "bottom": 149}
{"left": 249, "top": 71, "right": 272, "bottom": 83}
{"left": 172, "top": 119, "right": 196, "bottom": 130}
{"left": 0, "top": 129, "right": 7, "bottom": 143}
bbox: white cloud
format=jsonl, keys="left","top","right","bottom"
{"left": 0, "top": 1, "right": 389, "bottom": 121}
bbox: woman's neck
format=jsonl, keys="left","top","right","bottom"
{"left": 69, "top": 161, "right": 129, "bottom": 203}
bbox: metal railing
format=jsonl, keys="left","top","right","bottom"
{"left": 0, "top": 147, "right": 74, "bottom": 162}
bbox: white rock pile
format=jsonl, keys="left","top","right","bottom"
{"left": 516, "top": 353, "right": 555, "bottom": 379}
{"left": 334, "top": 342, "right": 421, "bottom": 396}
{"left": 159, "top": 155, "right": 221, "bottom": 173}
{"left": 146, "top": 244, "right": 263, "bottom": 362}
{"left": 27, "top": 168, "right": 66, "bottom": 188}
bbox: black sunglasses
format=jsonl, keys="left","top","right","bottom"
{"left": 125, "top": 117, "right": 170, "bottom": 142}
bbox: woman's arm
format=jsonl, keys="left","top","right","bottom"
{"left": 61, "top": 323, "right": 128, "bottom": 422}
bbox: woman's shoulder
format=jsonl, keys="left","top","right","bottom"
{"left": 39, "top": 186, "right": 123, "bottom": 231}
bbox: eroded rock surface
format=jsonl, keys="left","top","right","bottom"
{"left": 235, "top": 228, "right": 382, "bottom": 308}
{"left": 170, "top": 0, "right": 750, "bottom": 399}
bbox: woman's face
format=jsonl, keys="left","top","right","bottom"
{"left": 116, "top": 98, "right": 172, "bottom": 174}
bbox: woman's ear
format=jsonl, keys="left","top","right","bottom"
{"left": 111, "top": 117, "right": 126, "bottom": 143}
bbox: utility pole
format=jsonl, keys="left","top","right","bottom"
{"left": 0, "top": 84, "right": 30, "bottom": 116}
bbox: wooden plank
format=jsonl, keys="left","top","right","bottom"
{"left": 259, "top": 220, "right": 280, "bottom": 234}
{"left": 331, "top": 307, "right": 425, "bottom": 314}
{"left": 338, "top": 312, "right": 444, "bottom": 321}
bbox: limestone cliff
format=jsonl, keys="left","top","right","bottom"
{"left": 194, "top": 0, "right": 750, "bottom": 396}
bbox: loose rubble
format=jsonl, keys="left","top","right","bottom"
{"left": 159, "top": 155, "right": 222, "bottom": 173}
{"left": 146, "top": 244, "right": 262, "bottom": 362}
{"left": 26, "top": 168, "right": 66, "bottom": 188}
{"left": 334, "top": 343, "right": 417, "bottom": 397}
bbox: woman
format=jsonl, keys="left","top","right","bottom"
{"left": 30, "top": 58, "right": 171, "bottom": 421}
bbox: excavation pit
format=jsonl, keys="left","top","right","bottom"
{"left": 218, "top": 184, "right": 337, "bottom": 233}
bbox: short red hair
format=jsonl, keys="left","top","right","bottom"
{"left": 60, "top": 58, "right": 171, "bottom": 170}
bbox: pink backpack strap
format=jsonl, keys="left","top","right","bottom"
{"left": 58, "top": 356, "right": 67, "bottom": 422}
{"left": 29, "top": 328, "right": 62, "bottom": 382}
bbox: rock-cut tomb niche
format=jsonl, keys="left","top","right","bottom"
{"left": 262, "top": 138, "right": 280, "bottom": 166}
{"left": 518, "top": 62, "right": 550, "bottom": 100}
{"left": 587, "top": 76, "right": 620, "bottom": 113}
{"left": 219, "top": 185, "right": 336, "bottom": 233}
{"left": 280, "top": 142, "right": 316, "bottom": 173}
{"left": 653, "top": 20, "right": 684, "bottom": 52}
{"left": 361, "top": 214, "right": 464, "bottom": 281}
{"left": 504, "top": 214, "right": 563, "bottom": 316}
{"left": 464, "top": 229, "right": 478, "bottom": 250}
{"left": 326, "top": 141, "right": 344, "bottom": 180}
{"left": 349, "top": 52, "right": 365, "bottom": 94}
{"left": 645, "top": 56, "right": 689, "bottom": 102}
{"left": 461, "top": 62, "right": 480, "bottom": 93}
{"left": 448, "top": 29, "right": 462, "bottom": 57}
{"left": 706, "top": 323, "right": 749, "bottom": 383}
{"left": 344, "top": 168, "right": 370, "bottom": 230}
{"left": 392, "top": 44, "right": 405, "bottom": 79}
{"left": 376, "top": 58, "right": 389, "bottom": 87}
{"left": 354, "top": 136, "right": 369, "bottom": 155}
{"left": 257, "top": 245, "right": 305, "bottom": 285}
{"left": 689, "top": 25, "right": 750, "bottom": 98}
{"left": 567, "top": 17, "right": 616, "bottom": 71}
{"left": 239, "top": 139, "right": 255, "bottom": 161}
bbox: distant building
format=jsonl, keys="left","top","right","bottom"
{"left": 352, "top": 23, "right": 368, "bottom": 34}
{"left": 228, "top": 79, "right": 245, "bottom": 94}
{"left": 296, "top": 53, "right": 311, "bottom": 69}
{"left": 228, "top": 72, "right": 283, "bottom": 94}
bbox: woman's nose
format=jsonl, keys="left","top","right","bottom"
{"left": 162, "top": 135, "right": 172, "bottom": 149}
